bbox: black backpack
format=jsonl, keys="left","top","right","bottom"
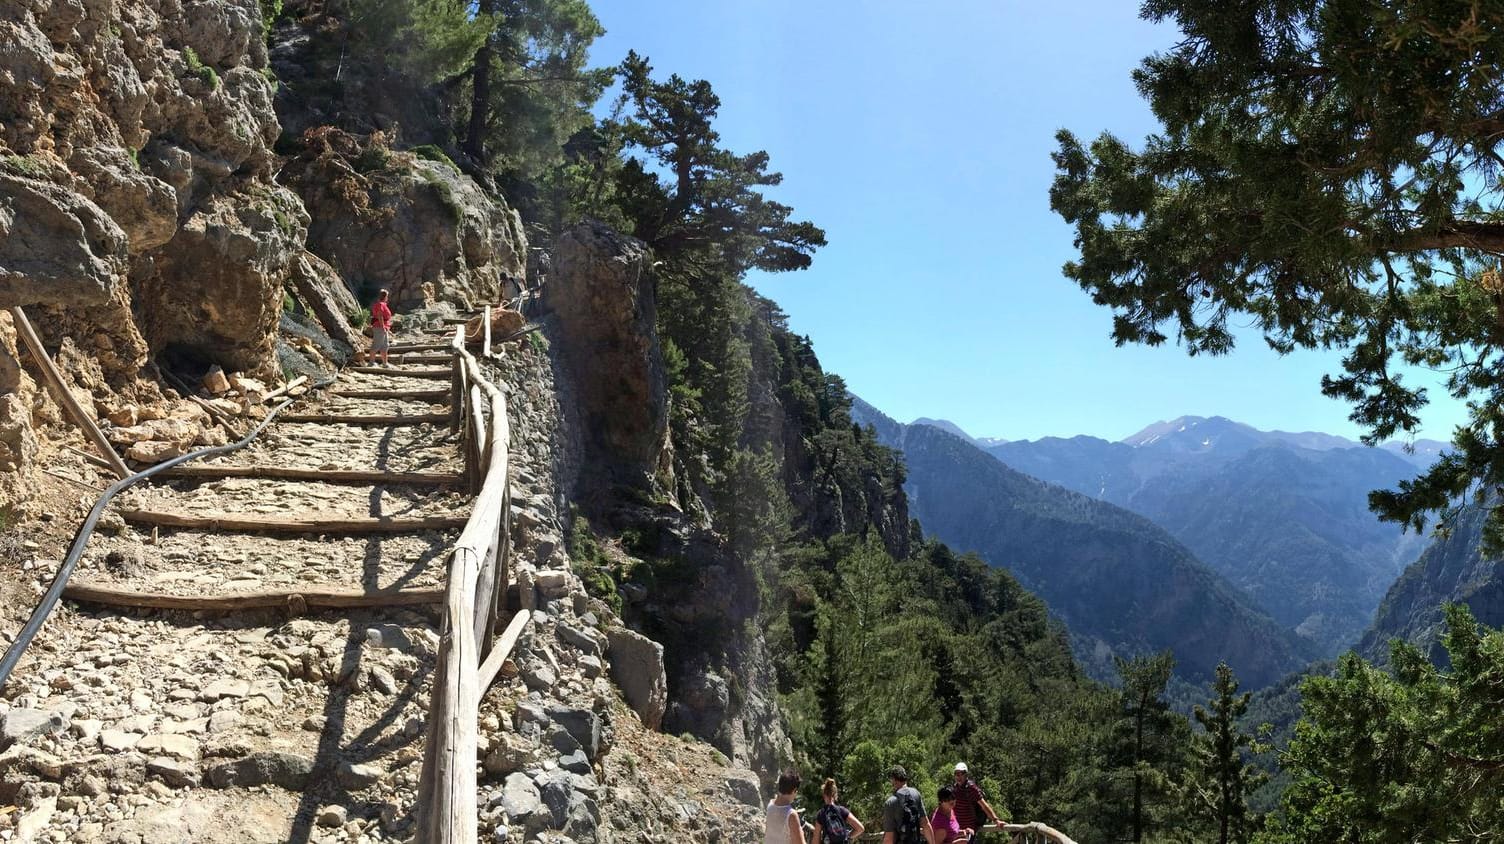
{"left": 896, "top": 789, "right": 925, "bottom": 844}
{"left": 818, "top": 805, "right": 853, "bottom": 844}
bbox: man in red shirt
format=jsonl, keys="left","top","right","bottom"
{"left": 370, "top": 289, "right": 393, "bottom": 366}
{"left": 950, "top": 763, "right": 1003, "bottom": 835}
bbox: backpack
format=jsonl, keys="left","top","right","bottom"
{"left": 895, "top": 789, "right": 925, "bottom": 844}
{"left": 817, "top": 805, "right": 853, "bottom": 844}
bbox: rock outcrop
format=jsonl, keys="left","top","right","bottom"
{"left": 282, "top": 129, "right": 527, "bottom": 311}
{"left": 0, "top": 0, "right": 314, "bottom": 503}
{"left": 545, "top": 220, "right": 667, "bottom": 493}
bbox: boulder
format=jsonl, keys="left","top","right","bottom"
{"left": 607, "top": 627, "right": 668, "bottom": 731}
{"left": 499, "top": 772, "right": 549, "bottom": 833}
{"left": 545, "top": 705, "right": 600, "bottom": 762}
{"left": 723, "top": 769, "right": 762, "bottom": 807}
{"left": 206, "top": 751, "right": 313, "bottom": 789}
{"left": 289, "top": 251, "right": 362, "bottom": 350}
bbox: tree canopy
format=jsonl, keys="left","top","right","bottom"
{"left": 612, "top": 51, "right": 827, "bottom": 275}
{"left": 1261, "top": 605, "right": 1504, "bottom": 841}
{"left": 1051, "top": 0, "right": 1504, "bottom": 546}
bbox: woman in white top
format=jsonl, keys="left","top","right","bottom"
{"left": 766, "top": 769, "right": 807, "bottom": 844}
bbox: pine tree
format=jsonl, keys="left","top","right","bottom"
{"left": 1190, "top": 664, "right": 1263, "bottom": 844}
{"left": 1262, "top": 604, "right": 1504, "bottom": 841}
{"left": 1051, "top": 0, "right": 1504, "bottom": 547}
{"left": 1110, "top": 652, "right": 1188, "bottom": 842}
{"left": 612, "top": 51, "right": 826, "bottom": 277}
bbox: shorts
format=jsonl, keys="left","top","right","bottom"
{"left": 372, "top": 325, "right": 390, "bottom": 352}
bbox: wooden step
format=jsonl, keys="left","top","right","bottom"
{"left": 329, "top": 388, "right": 450, "bottom": 400}
{"left": 349, "top": 367, "right": 452, "bottom": 378}
{"left": 119, "top": 510, "right": 470, "bottom": 534}
{"left": 276, "top": 413, "right": 449, "bottom": 426}
{"left": 155, "top": 465, "right": 461, "bottom": 485}
{"left": 64, "top": 583, "right": 444, "bottom": 611}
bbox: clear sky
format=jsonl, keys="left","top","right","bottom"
{"left": 586, "top": 0, "right": 1468, "bottom": 444}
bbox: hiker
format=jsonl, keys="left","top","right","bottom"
{"left": 882, "top": 766, "right": 933, "bottom": 844}
{"left": 950, "top": 763, "right": 1003, "bottom": 835}
{"left": 767, "top": 769, "right": 807, "bottom": 844}
{"left": 370, "top": 289, "right": 394, "bottom": 366}
{"left": 930, "top": 785, "right": 971, "bottom": 844}
{"left": 812, "top": 778, "right": 864, "bottom": 844}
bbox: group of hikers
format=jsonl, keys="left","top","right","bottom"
{"left": 767, "top": 764, "right": 1006, "bottom": 844}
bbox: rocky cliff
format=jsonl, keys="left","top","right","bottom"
{"left": 0, "top": 0, "right": 775, "bottom": 839}
{"left": 1359, "top": 502, "right": 1504, "bottom": 665}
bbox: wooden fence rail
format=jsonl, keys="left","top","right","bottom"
{"left": 414, "top": 323, "right": 528, "bottom": 843}
{"left": 854, "top": 822, "right": 1076, "bottom": 844}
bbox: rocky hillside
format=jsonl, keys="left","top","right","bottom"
{"left": 855, "top": 401, "right": 1315, "bottom": 688}
{"left": 1358, "top": 501, "right": 1504, "bottom": 665}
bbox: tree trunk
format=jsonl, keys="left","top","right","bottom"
{"left": 1132, "top": 707, "right": 1144, "bottom": 843}
{"left": 463, "top": 1, "right": 497, "bottom": 161}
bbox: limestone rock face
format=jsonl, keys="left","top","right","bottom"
{"left": 136, "top": 188, "right": 308, "bottom": 374}
{"left": 545, "top": 220, "right": 667, "bottom": 491}
{"left": 1, "top": 0, "right": 295, "bottom": 377}
{"left": 0, "top": 171, "right": 129, "bottom": 308}
{"left": 0, "top": 0, "right": 307, "bottom": 506}
{"left": 284, "top": 131, "right": 527, "bottom": 311}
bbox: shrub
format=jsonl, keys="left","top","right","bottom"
{"left": 410, "top": 144, "right": 458, "bottom": 171}
{"left": 183, "top": 46, "right": 219, "bottom": 89}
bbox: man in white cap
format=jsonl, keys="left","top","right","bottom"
{"left": 950, "top": 763, "right": 1003, "bottom": 835}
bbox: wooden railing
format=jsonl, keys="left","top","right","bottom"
{"left": 856, "top": 822, "right": 1076, "bottom": 844}
{"left": 414, "top": 316, "right": 530, "bottom": 843}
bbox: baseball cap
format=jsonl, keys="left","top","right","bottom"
{"left": 954, "top": 762, "right": 968, "bottom": 772}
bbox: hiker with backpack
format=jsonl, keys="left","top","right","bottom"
{"left": 812, "top": 778, "right": 865, "bottom": 844}
{"left": 882, "top": 766, "right": 934, "bottom": 844}
{"left": 767, "top": 769, "right": 808, "bottom": 844}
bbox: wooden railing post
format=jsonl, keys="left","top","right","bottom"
{"left": 448, "top": 327, "right": 464, "bottom": 434}
{"left": 482, "top": 305, "right": 491, "bottom": 358}
{"left": 10, "top": 307, "right": 130, "bottom": 478}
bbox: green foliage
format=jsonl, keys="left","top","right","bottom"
{"left": 410, "top": 144, "right": 459, "bottom": 171}
{"left": 281, "top": 291, "right": 297, "bottom": 313}
{"left": 348, "top": 0, "right": 494, "bottom": 85}
{"left": 1051, "top": 0, "right": 1504, "bottom": 548}
{"left": 1189, "top": 664, "right": 1265, "bottom": 844}
{"left": 464, "top": 0, "right": 608, "bottom": 181}
{"left": 610, "top": 52, "right": 826, "bottom": 277}
{"left": 566, "top": 509, "right": 622, "bottom": 615}
{"left": 258, "top": 0, "right": 283, "bottom": 38}
{"left": 0, "top": 154, "right": 45, "bottom": 178}
{"left": 1261, "top": 605, "right": 1504, "bottom": 841}
{"left": 1103, "top": 652, "right": 1193, "bottom": 842}
{"left": 775, "top": 535, "right": 1144, "bottom": 840}
{"left": 527, "top": 330, "right": 549, "bottom": 355}
{"left": 182, "top": 46, "right": 219, "bottom": 89}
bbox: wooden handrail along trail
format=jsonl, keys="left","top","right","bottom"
{"left": 415, "top": 314, "right": 531, "bottom": 843}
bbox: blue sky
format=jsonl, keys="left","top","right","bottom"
{"left": 587, "top": 0, "right": 1468, "bottom": 444}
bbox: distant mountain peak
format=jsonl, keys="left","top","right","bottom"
{"left": 911, "top": 417, "right": 981, "bottom": 446}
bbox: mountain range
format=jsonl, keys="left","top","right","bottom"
{"left": 980, "top": 416, "right": 1431, "bottom": 653}
{"left": 851, "top": 400, "right": 1318, "bottom": 688}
